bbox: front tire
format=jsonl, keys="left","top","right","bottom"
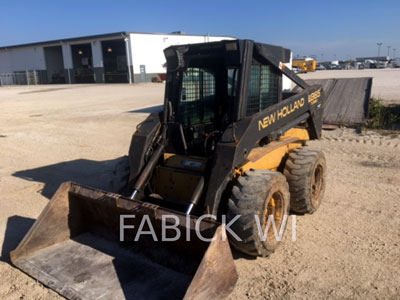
{"left": 227, "top": 170, "right": 290, "bottom": 257}
{"left": 284, "top": 148, "right": 327, "bottom": 214}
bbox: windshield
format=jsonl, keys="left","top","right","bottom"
{"left": 171, "top": 64, "right": 238, "bottom": 156}
{"left": 177, "top": 67, "right": 216, "bottom": 127}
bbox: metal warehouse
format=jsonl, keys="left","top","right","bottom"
{"left": 0, "top": 31, "right": 234, "bottom": 85}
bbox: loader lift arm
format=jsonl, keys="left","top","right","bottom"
{"left": 160, "top": 39, "right": 324, "bottom": 216}
{"left": 204, "top": 85, "right": 323, "bottom": 215}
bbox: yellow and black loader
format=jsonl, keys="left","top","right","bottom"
{"left": 11, "top": 39, "right": 327, "bottom": 300}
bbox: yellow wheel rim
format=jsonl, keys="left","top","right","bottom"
{"left": 263, "top": 192, "right": 284, "bottom": 241}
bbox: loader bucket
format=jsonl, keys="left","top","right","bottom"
{"left": 11, "top": 182, "right": 237, "bottom": 300}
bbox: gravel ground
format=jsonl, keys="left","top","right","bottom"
{"left": 0, "top": 82, "right": 399, "bottom": 299}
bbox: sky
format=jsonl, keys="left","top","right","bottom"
{"left": 0, "top": 0, "right": 399, "bottom": 61}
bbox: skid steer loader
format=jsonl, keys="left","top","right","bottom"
{"left": 11, "top": 40, "right": 327, "bottom": 300}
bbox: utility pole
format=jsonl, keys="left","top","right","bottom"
{"left": 377, "top": 42, "right": 382, "bottom": 59}
{"left": 321, "top": 53, "right": 324, "bottom": 62}
{"left": 387, "top": 46, "right": 391, "bottom": 59}
{"left": 393, "top": 48, "right": 396, "bottom": 59}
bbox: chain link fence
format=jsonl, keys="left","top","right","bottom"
{"left": 0, "top": 71, "right": 40, "bottom": 86}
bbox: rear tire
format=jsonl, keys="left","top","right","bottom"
{"left": 227, "top": 170, "right": 290, "bottom": 257}
{"left": 284, "top": 148, "right": 327, "bottom": 214}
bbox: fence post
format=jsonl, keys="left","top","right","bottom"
{"left": 34, "top": 70, "right": 38, "bottom": 85}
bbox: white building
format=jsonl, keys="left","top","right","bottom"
{"left": 0, "top": 31, "right": 234, "bottom": 84}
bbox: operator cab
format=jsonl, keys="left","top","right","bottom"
{"left": 164, "top": 40, "right": 284, "bottom": 157}
{"left": 174, "top": 65, "right": 238, "bottom": 156}
{"left": 148, "top": 40, "right": 287, "bottom": 214}
{"left": 166, "top": 52, "right": 239, "bottom": 157}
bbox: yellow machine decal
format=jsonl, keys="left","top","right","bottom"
{"left": 308, "top": 89, "right": 321, "bottom": 105}
{"left": 258, "top": 98, "right": 305, "bottom": 131}
{"left": 258, "top": 89, "right": 321, "bottom": 131}
{"left": 277, "top": 98, "right": 305, "bottom": 119}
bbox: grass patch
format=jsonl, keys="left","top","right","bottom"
{"left": 365, "top": 98, "right": 400, "bottom": 129}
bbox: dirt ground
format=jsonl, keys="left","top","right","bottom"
{"left": 0, "top": 80, "right": 399, "bottom": 299}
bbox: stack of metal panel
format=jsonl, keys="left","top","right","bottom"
{"left": 296, "top": 77, "right": 373, "bottom": 126}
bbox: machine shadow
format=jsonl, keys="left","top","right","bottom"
{"left": 231, "top": 248, "right": 257, "bottom": 260}
{"left": 126, "top": 105, "right": 163, "bottom": 114}
{"left": 12, "top": 157, "right": 125, "bottom": 199}
{"left": 1, "top": 215, "right": 35, "bottom": 262}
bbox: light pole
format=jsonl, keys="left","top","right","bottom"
{"left": 321, "top": 53, "right": 324, "bottom": 62}
{"left": 387, "top": 46, "right": 391, "bottom": 59}
{"left": 377, "top": 42, "right": 382, "bottom": 59}
{"left": 393, "top": 48, "right": 396, "bottom": 59}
